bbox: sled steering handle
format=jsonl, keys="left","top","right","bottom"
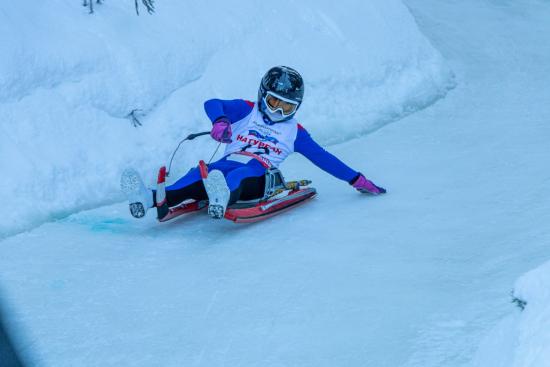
{"left": 167, "top": 131, "right": 211, "bottom": 177}
{"left": 186, "top": 131, "right": 210, "bottom": 140}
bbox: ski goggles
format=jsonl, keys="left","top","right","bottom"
{"left": 263, "top": 92, "right": 299, "bottom": 116}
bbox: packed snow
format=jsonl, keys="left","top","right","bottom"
{"left": 473, "top": 262, "right": 550, "bottom": 367}
{"left": 1, "top": 0, "right": 550, "bottom": 366}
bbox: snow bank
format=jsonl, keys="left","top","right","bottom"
{"left": 0, "top": 0, "right": 454, "bottom": 236}
{"left": 473, "top": 260, "right": 550, "bottom": 367}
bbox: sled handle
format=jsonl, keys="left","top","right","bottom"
{"left": 167, "top": 130, "right": 210, "bottom": 177}
{"left": 186, "top": 131, "right": 210, "bottom": 140}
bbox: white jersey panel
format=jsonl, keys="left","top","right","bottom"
{"left": 223, "top": 105, "right": 298, "bottom": 167}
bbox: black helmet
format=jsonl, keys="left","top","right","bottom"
{"left": 258, "top": 66, "right": 304, "bottom": 123}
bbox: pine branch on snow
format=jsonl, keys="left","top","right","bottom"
{"left": 83, "top": 0, "right": 154, "bottom": 15}
{"left": 127, "top": 109, "right": 144, "bottom": 128}
{"left": 135, "top": 0, "right": 155, "bottom": 15}
{"left": 82, "top": 0, "right": 101, "bottom": 14}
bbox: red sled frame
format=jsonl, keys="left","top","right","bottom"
{"left": 155, "top": 161, "right": 316, "bottom": 223}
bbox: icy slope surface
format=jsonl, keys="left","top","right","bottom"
{"left": 0, "top": 0, "right": 549, "bottom": 365}
{"left": 2, "top": 0, "right": 549, "bottom": 366}
{"left": 0, "top": 0, "right": 453, "bottom": 237}
{"left": 404, "top": 0, "right": 550, "bottom": 365}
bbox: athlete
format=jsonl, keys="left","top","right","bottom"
{"left": 121, "top": 66, "right": 386, "bottom": 219}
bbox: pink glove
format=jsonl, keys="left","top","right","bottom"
{"left": 352, "top": 174, "right": 386, "bottom": 195}
{"left": 210, "top": 118, "right": 232, "bottom": 143}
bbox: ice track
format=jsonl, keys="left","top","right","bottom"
{"left": 1, "top": 0, "right": 550, "bottom": 366}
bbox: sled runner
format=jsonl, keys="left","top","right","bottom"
{"left": 155, "top": 160, "right": 316, "bottom": 224}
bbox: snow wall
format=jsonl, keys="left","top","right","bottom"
{"left": 0, "top": 0, "right": 454, "bottom": 236}
{"left": 473, "top": 260, "right": 550, "bottom": 367}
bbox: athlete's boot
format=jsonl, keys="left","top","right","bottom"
{"left": 203, "top": 169, "right": 231, "bottom": 219}
{"left": 120, "top": 168, "right": 153, "bottom": 218}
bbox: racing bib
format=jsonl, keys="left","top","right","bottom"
{"left": 223, "top": 105, "right": 298, "bottom": 167}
